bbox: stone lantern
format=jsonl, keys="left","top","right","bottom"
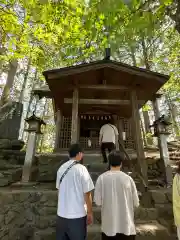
{"left": 21, "top": 112, "right": 46, "bottom": 183}
{"left": 150, "top": 114, "right": 172, "bottom": 187}
{"left": 25, "top": 112, "right": 46, "bottom": 134}
{"left": 150, "top": 115, "right": 171, "bottom": 137}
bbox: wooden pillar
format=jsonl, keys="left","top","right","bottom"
{"left": 71, "top": 88, "right": 79, "bottom": 144}
{"left": 152, "top": 96, "right": 172, "bottom": 186}
{"left": 54, "top": 109, "right": 62, "bottom": 152}
{"left": 131, "top": 89, "right": 148, "bottom": 186}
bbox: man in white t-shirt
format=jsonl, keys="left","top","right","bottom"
{"left": 56, "top": 143, "right": 94, "bottom": 240}
{"left": 94, "top": 150, "right": 139, "bottom": 240}
{"left": 99, "top": 120, "right": 119, "bottom": 163}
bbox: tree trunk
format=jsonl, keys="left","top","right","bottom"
{"left": 140, "top": 113, "right": 147, "bottom": 147}
{"left": 167, "top": 0, "right": 180, "bottom": 34}
{"left": 141, "top": 38, "right": 150, "bottom": 70}
{"left": 22, "top": 70, "right": 38, "bottom": 139}
{"left": 0, "top": 59, "right": 18, "bottom": 106}
{"left": 165, "top": 93, "right": 179, "bottom": 137}
{"left": 141, "top": 38, "right": 153, "bottom": 145}
{"left": 142, "top": 110, "right": 153, "bottom": 145}
{"left": 130, "top": 43, "right": 153, "bottom": 145}
{"left": 19, "top": 59, "right": 31, "bottom": 103}
{"left": 130, "top": 46, "right": 137, "bottom": 66}
{"left": 39, "top": 99, "right": 48, "bottom": 152}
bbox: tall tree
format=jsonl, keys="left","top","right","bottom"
{"left": 19, "top": 59, "right": 31, "bottom": 103}
{"left": 0, "top": 59, "right": 18, "bottom": 106}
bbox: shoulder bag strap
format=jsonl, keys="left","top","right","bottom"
{"left": 59, "top": 161, "right": 78, "bottom": 185}
{"left": 108, "top": 124, "right": 117, "bottom": 137}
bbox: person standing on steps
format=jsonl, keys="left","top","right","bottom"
{"left": 173, "top": 160, "right": 180, "bottom": 240}
{"left": 94, "top": 150, "right": 139, "bottom": 240}
{"left": 99, "top": 119, "right": 119, "bottom": 164}
{"left": 56, "top": 143, "right": 94, "bottom": 240}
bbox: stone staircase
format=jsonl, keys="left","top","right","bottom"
{"left": 0, "top": 186, "right": 174, "bottom": 240}
{"left": 0, "top": 151, "right": 176, "bottom": 239}
{"left": 33, "top": 203, "right": 171, "bottom": 240}
{"left": 32, "top": 152, "right": 175, "bottom": 240}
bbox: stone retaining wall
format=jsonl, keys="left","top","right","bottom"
{"left": 0, "top": 150, "right": 25, "bottom": 187}
{"left": 0, "top": 190, "right": 57, "bottom": 240}
{"left": 37, "top": 154, "right": 164, "bottom": 183}
{"left": 0, "top": 150, "right": 25, "bottom": 165}
{"left": 36, "top": 154, "right": 68, "bottom": 182}
{"left": 0, "top": 188, "right": 174, "bottom": 240}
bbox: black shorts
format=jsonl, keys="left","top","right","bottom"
{"left": 56, "top": 215, "right": 87, "bottom": 240}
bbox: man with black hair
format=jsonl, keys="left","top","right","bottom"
{"left": 99, "top": 119, "right": 119, "bottom": 163}
{"left": 56, "top": 143, "right": 94, "bottom": 240}
{"left": 94, "top": 150, "right": 139, "bottom": 240}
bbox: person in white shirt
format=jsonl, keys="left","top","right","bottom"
{"left": 99, "top": 120, "right": 119, "bottom": 163}
{"left": 56, "top": 143, "right": 94, "bottom": 240}
{"left": 94, "top": 150, "right": 139, "bottom": 240}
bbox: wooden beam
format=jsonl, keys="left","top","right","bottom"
{"left": 65, "top": 98, "right": 131, "bottom": 105}
{"left": 131, "top": 89, "right": 148, "bottom": 186}
{"left": 78, "top": 84, "right": 128, "bottom": 90}
{"left": 71, "top": 88, "right": 79, "bottom": 144}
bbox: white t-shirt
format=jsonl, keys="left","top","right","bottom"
{"left": 100, "top": 124, "right": 119, "bottom": 144}
{"left": 56, "top": 160, "right": 94, "bottom": 218}
{"left": 94, "top": 171, "right": 139, "bottom": 236}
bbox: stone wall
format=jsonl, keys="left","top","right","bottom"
{"left": 0, "top": 150, "right": 25, "bottom": 187}
{"left": 36, "top": 154, "right": 68, "bottom": 182}
{"left": 36, "top": 153, "right": 164, "bottom": 183}
{"left": 0, "top": 189, "right": 57, "bottom": 240}
{"left": 0, "top": 188, "right": 174, "bottom": 240}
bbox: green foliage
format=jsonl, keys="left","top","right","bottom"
{"left": 1, "top": 0, "right": 180, "bottom": 148}
{"left": 142, "top": 104, "right": 152, "bottom": 112}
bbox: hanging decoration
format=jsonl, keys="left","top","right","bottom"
{"left": 80, "top": 115, "right": 112, "bottom": 120}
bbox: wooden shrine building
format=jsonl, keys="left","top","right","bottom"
{"left": 34, "top": 50, "right": 169, "bottom": 183}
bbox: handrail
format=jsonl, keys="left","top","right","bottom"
{"left": 118, "top": 140, "right": 148, "bottom": 190}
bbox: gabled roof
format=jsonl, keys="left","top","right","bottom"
{"left": 43, "top": 59, "right": 169, "bottom": 83}
{"left": 41, "top": 58, "right": 169, "bottom": 117}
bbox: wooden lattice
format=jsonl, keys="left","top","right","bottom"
{"left": 59, "top": 117, "right": 71, "bottom": 149}
{"left": 59, "top": 116, "right": 135, "bottom": 150}
{"left": 121, "top": 118, "right": 135, "bottom": 149}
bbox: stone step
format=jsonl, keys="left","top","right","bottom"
{"left": 33, "top": 221, "right": 171, "bottom": 240}
{"left": 85, "top": 163, "right": 108, "bottom": 173}
{"left": 88, "top": 222, "right": 171, "bottom": 240}
{"left": 0, "top": 165, "right": 39, "bottom": 187}
{"left": 0, "top": 168, "right": 22, "bottom": 186}
{"left": 29, "top": 206, "right": 159, "bottom": 228}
